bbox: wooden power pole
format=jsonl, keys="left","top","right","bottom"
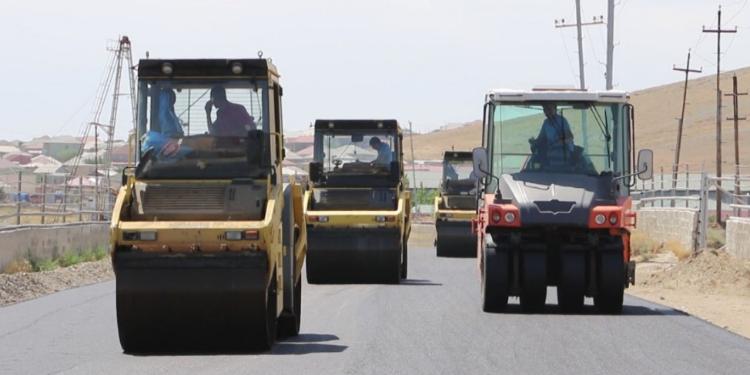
{"left": 703, "top": 5, "right": 737, "bottom": 224}
{"left": 672, "top": 50, "right": 702, "bottom": 190}
{"left": 725, "top": 75, "right": 746, "bottom": 215}
{"left": 555, "top": 1, "right": 604, "bottom": 90}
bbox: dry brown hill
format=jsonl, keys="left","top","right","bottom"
{"left": 632, "top": 67, "right": 750, "bottom": 173}
{"left": 406, "top": 67, "right": 750, "bottom": 174}
{"left": 404, "top": 121, "right": 482, "bottom": 161}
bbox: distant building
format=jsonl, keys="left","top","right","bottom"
{"left": 2, "top": 152, "right": 32, "bottom": 165}
{"left": 0, "top": 145, "right": 21, "bottom": 157}
{"left": 42, "top": 137, "right": 82, "bottom": 162}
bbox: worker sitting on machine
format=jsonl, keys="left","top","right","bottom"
{"left": 369, "top": 137, "right": 393, "bottom": 167}
{"left": 205, "top": 85, "right": 256, "bottom": 137}
{"left": 140, "top": 88, "right": 189, "bottom": 159}
{"left": 529, "top": 103, "right": 575, "bottom": 167}
{"left": 527, "top": 103, "right": 598, "bottom": 174}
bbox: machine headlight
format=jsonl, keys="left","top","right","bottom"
{"left": 504, "top": 212, "right": 516, "bottom": 223}
{"left": 609, "top": 213, "right": 618, "bottom": 225}
{"left": 594, "top": 214, "right": 607, "bottom": 225}
{"left": 124, "top": 231, "right": 157, "bottom": 241}
{"left": 161, "top": 62, "right": 173, "bottom": 75}
{"left": 225, "top": 231, "right": 243, "bottom": 241}
{"left": 231, "top": 62, "right": 243, "bottom": 74}
{"left": 140, "top": 231, "right": 157, "bottom": 241}
{"left": 492, "top": 212, "right": 501, "bottom": 223}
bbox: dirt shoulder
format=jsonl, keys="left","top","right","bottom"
{"left": 0, "top": 259, "right": 113, "bottom": 307}
{"left": 410, "top": 223, "right": 437, "bottom": 248}
{"left": 628, "top": 249, "right": 750, "bottom": 339}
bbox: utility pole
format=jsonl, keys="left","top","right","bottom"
{"left": 605, "top": 0, "right": 615, "bottom": 90}
{"left": 555, "top": 2, "right": 604, "bottom": 90}
{"left": 672, "top": 50, "right": 702, "bottom": 191}
{"left": 408, "top": 121, "right": 417, "bottom": 211}
{"left": 94, "top": 122, "right": 99, "bottom": 220}
{"left": 703, "top": 6, "right": 736, "bottom": 225}
{"left": 725, "top": 74, "right": 746, "bottom": 215}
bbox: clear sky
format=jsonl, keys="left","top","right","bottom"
{"left": 1, "top": 0, "right": 748, "bottom": 141}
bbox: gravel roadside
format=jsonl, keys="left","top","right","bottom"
{"left": 0, "top": 259, "right": 113, "bottom": 307}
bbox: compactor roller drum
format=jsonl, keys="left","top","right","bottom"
{"left": 472, "top": 89, "right": 653, "bottom": 313}
{"left": 434, "top": 151, "right": 478, "bottom": 258}
{"left": 110, "top": 58, "right": 307, "bottom": 352}
{"left": 306, "top": 227, "right": 404, "bottom": 283}
{"left": 115, "top": 252, "right": 276, "bottom": 352}
{"left": 305, "top": 119, "right": 411, "bottom": 284}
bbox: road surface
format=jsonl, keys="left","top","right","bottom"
{"left": 1, "top": 242, "right": 749, "bottom": 374}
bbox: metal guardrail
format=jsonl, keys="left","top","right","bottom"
{"left": 636, "top": 196, "right": 701, "bottom": 209}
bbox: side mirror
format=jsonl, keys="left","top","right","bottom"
{"left": 309, "top": 162, "right": 323, "bottom": 182}
{"left": 472, "top": 147, "right": 490, "bottom": 179}
{"left": 636, "top": 149, "right": 653, "bottom": 180}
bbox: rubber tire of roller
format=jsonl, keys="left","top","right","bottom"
{"left": 556, "top": 252, "right": 586, "bottom": 313}
{"left": 520, "top": 252, "right": 547, "bottom": 313}
{"left": 278, "top": 279, "right": 301, "bottom": 338}
{"left": 278, "top": 186, "right": 301, "bottom": 338}
{"left": 260, "top": 274, "right": 278, "bottom": 350}
{"left": 481, "top": 244, "right": 509, "bottom": 312}
{"left": 400, "top": 239, "right": 408, "bottom": 280}
{"left": 594, "top": 252, "right": 625, "bottom": 314}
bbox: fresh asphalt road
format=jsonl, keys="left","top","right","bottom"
{"left": 2, "top": 243, "right": 750, "bottom": 374}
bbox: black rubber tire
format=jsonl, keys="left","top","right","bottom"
{"left": 557, "top": 251, "right": 586, "bottom": 313}
{"left": 259, "top": 275, "right": 278, "bottom": 350}
{"left": 481, "top": 244, "right": 509, "bottom": 312}
{"left": 520, "top": 252, "right": 547, "bottom": 313}
{"left": 278, "top": 185, "right": 301, "bottom": 338}
{"left": 277, "top": 278, "right": 301, "bottom": 338}
{"left": 594, "top": 251, "right": 625, "bottom": 314}
{"left": 400, "top": 239, "right": 408, "bottom": 280}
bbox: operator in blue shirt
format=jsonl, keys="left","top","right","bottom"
{"left": 531, "top": 103, "right": 575, "bottom": 167}
{"left": 369, "top": 137, "right": 393, "bottom": 166}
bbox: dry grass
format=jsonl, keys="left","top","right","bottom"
{"left": 630, "top": 231, "right": 691, "bottom": 261}
{"left": 707, "top": 225, "right": 726, "bottom": 250}
{"left": 2, "top": 259, "right": 32, "bottom": 274}
{"left": 630, "top": 231, "right": 661, "bottom": 261}
{"left": 663, "top": 240, "right": 691, "bottom": 260}
{"left": 2, "top": 247, "right": 109, "bottom": 275}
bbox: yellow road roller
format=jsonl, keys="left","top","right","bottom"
{"left": 110, "top": 58, "right": 307, "bottom": 352}
{"left": 434, "top": 151, "right": 478, "bottom": 257}
{"left": 304, "top": 120, "right": 410, "bottom": 283}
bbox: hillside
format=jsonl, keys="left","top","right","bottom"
{"left": 632, "top": 67, "right": 750, "bottom": 172}
{"left": 405, "top": 67, "right": 750, "bottom": 173}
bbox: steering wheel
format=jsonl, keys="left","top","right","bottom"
{"left": 333, "top": 159, "right": 343, "bottom": 169}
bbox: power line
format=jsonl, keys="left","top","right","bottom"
{"left": 554, "top": 1, "right": 605, "bottom": 90}
{"left": 557, "top": 31, "right": 580, "bottom": 86}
